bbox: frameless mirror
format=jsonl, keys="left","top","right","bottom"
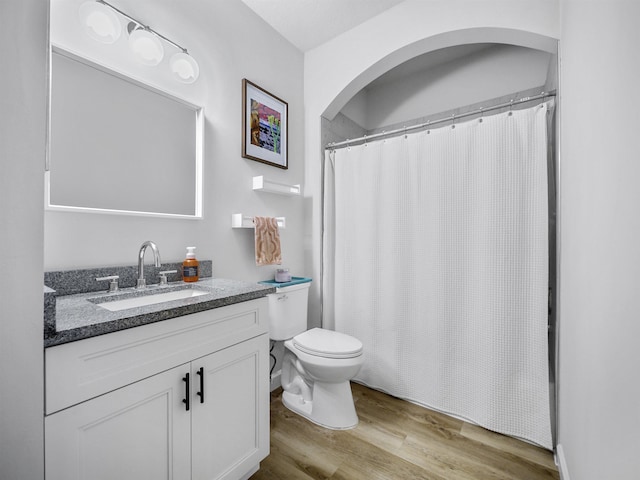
{"left": 47, "top": 47, "right": 203, "bottom": 218}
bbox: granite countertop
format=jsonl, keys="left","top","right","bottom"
{"left": 44, "top": 278, "right": 275, "bottom": 347}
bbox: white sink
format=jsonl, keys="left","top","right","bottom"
{"left": 96, "top": 288, "right": 209, "bottom": 312}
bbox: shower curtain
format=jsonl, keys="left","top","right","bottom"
{"left": 323, "top": 102, "right": 553, "bottom": 449}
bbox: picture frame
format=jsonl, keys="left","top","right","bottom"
{"left": 242, "top": 79, "right": 288, "bottom": 169}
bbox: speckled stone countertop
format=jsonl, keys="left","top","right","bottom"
{"left": 44, "top": 278, "right": 275, "bottom": 347}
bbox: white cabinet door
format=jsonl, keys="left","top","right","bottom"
{"left": 45, "top": 365, "right": 191, "bottom": 480}
{"left": 191, "top": 334, "right": 270, "bottom": 480}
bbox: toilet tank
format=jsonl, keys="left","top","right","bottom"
{"left": 267, "top": 281, "right": 311, "bottom": 341}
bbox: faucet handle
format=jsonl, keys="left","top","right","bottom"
{"left": 96, "top": 275, "right": 119, "bottom": 292}
{"left": 159, "top": 270, "right": 178, "bottom": 285}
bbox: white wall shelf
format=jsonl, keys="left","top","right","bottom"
{"left": 252, "top": 176, "right": 301, "bottom": 196}
{"left": 231, "top": 214, "right": 286, "bottom": 229}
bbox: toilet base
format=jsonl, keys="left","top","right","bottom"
{"left": 282, "top": 380, "right": 359, "bottom": 430}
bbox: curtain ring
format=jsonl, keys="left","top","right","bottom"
{"left": 479, "top": 107, "right": 484, "bottom": 123}
{"left": 508, "top": 99, "right": 514, "bottom": 116}
{"left": 451, "top": 114, "right": 456, "bottom": 129}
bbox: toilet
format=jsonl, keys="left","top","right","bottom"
{"left": 266, "top": 279, "right": 363, "bottom": 430}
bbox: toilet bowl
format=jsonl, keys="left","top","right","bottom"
{"left": 281, "top": 328, "right": 363, "bottom": 429}
{"left": 263, "top": 279, "right": 364, "bottom": 430}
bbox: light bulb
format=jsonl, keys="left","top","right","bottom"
{"left": 79, "top": 1, "right": 122, "bottom": 44}
{"left": 128, "top": 27, "right": 164, "bottom": 66}
{"left": 170, "top": 52, "right": 200, "bottom": 83}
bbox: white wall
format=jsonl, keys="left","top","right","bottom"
{"left": 348, "top": 44, "right": 551, "bottom": 131}
{"left": 304, "top": 0, "right": 559, "bottom": 329}
{"left": 46, "top": 0, "right": 305, "bottom": 286}
{"left": 339, "top": 89, "right": 368, "bottom": 131}
{"left": 556, "top": 1, "right": 640, "bottom": 478}
{"left": 0, "top": 1, "right": 47, "bottom": 479}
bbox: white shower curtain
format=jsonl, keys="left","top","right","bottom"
{"left": 323, "top": 102, "right": 553, "bottom": 449}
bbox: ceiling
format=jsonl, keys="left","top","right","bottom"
{"left": 366, "top": 43, "right": 497, "bottom": 89}
{"left": 240, "top": 0, "right": 406, "bottom": 52}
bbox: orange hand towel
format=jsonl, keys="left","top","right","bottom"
{"left": 254, "top": 216, "right": 282, "bottom": 266}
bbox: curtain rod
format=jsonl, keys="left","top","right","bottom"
{"left": 326, "top": 91, "right": 555, "bottom": 150}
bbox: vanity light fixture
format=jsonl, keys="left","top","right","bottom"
{"left": 128, "top": 23, "right": 164, "bottom": 66}
{"left": 170, "top": 52, "right": 200, "bottom": 84}
{"left": 78, "top": 0, "right": 122, "bottom": 44}
{"left": 78, "top": 0, "right": 200, "bottom": 83}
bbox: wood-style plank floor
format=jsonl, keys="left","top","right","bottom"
{"left": 251, "top": 383, "right": 559, "bottom": 480}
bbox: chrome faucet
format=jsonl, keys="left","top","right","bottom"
{"left": 136, "top": 240, "right": 161, "bottom": 289}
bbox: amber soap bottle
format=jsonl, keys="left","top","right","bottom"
{"left": 182, "top": 246, "right": 199, "bottom": 282}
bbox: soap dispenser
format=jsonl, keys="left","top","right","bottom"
{"left": 182, "top": 246, "right": 199, "bottom": 283}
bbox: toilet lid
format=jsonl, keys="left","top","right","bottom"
{"left": 293, "top": 328, "right": 363, "bottom": 359}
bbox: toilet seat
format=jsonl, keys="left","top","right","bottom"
{"left": 293, "top": 328, "right": 363, "bottom": 359}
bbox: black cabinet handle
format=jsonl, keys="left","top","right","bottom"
{"left": 196, "top": 367, "right": 204, "bottom": 403}
{"left": 182, "top": 373, "right": 190, "bottom": 411}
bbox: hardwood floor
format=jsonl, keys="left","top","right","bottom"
{"left": 251, "top": 383, "right": 559, "bottom": 480}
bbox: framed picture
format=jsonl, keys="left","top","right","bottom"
{"left": 242, "top": 79, "right": 288, "bottom": 169}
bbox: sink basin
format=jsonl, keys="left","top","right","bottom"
{"left": 94, "top": 288, "right": 209, "bottom": 312}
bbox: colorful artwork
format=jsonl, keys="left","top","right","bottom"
{"left": 250, "top": 99, "right": 281, "bottom": 154}
{"left": 242, "top": 79, "right": 288, "bottom": 169}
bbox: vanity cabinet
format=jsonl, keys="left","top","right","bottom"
{"left": 45, "top": 298, "right": 270, "bottom": 480}
{"left": 46, "top": 363, "right": 192, "bottom": 479}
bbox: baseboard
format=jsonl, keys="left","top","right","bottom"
{"left": 270, "top": 369, "right": 281, "bottom": 391}
{"left": 555, "top": 444, "right": 571, "bottom": 480}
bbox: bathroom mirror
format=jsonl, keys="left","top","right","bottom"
{"left": 47, "top": 47, "right": 203, "bottom": 218}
